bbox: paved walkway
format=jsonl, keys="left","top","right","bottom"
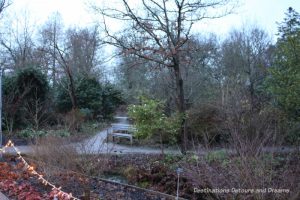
{"left": 74, "top": 115, "right": 181, "bottom": 154}
{"left": 2, "top": 115, "right": 299, "bottom": 155}
{"left": 75, "top": 128, "right": 180, "bottom": 154}
{"left": 2, "top": 116, "right": 180, "bottom": 155}
{"left": 0, "top": 192, "right": 9, "bottom": 200}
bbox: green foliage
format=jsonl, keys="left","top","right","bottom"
{"left": 17, "top": 128, "right": 47, "bottom": 139}
{"left": 56, "top": 77, "right": 102, "bottom": 114}
{"left": 266, "top": 7, "right": 300, "bottom": 120}
{"left": 137, "top": 181, "right": 150, "bottom": 188}
{"left": 3, "top": 75, "right": 16, "bottom": 97}
{"left": 284, "top": 121, "right": 300, "bottom": 145}
{"left": 264, "top": 8, "right": 300, "bottom": 144}
{"left": 204, "top": 150, "right": 228, "bottom": 164}
{"left": 81, "top": 121, "right": 106, "bottom": 136}
{"left": 22, "top": 129, "right": 67, "bottom": 138}
{"left": 56, "top": 77, "right": 123, "bottom": 119}
{"left": 187, "top": 154, "right": 200, "bottom": 164}
{"left": 3, "top": 67, "right": 49, "bottom": 131}
{"left": 79, "top": 108, "right": 93, "bottom": 120}
{"left": 101, "top": 83, "right": 124, "bottom": 119}
{"left": 47, "top": 129, "right": 71, "bottom": 137}
{"left": 123, "top": 165, "right": 137, "bottom": 184}
{"left": 17, "top": 128, "right": 71, "bottom": 139}
{"left": 3, "top": 67, "right": 49, "bottom": 103}
{"left": 76, "top": 78, "right": 103, "bottom": 114}
{"left": 261, "top": 153, "right": 284, "bottom": 167}
{"left": 128, "top": 97, "right": 180, "bottom": 144}
{"left": 15, "top": 67, "right": 49, "bottom": 101}
{"left": 162, "top": 154, "right": 184, "bottom": 169}
{"left": 15, "top": 121, "right": 106, "bottom": 140}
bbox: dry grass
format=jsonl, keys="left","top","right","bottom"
{"left": 185, "top": 149, "right": 300, "bottom": 200}
{"left": 30, "top": 134, "right": 114, "bottom": 177}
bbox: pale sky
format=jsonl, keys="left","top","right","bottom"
{"left": 2, "top": 0, "right": 299, "bottom": 79}
{"left": 4, "top": 0, "right": 300, "bottom": 38}
{"left": 192, "top": 0, "right": 300, "bottom": 39}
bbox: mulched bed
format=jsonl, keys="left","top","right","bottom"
{"left": 3, "top": 152, "right": 297, "bottom": 200}
{"left": 90, "top": 154, "right": 197, "bottom": 199}
{"left": 0, "top": 155, "right": 177, "bottom": 200}
{"left": 52, "top": 174, "right": 175, "bottom": 200}
{"left": 95, "top": 153, "right": 300, "bottom": 200}
{"left": 0, "top": 156, "right": 53, "bottom": 200}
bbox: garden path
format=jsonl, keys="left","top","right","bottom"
{"left": 76, "top": 115, "right": 181, "bottom": 154}
{"left": 2, "top": 115, "right": 298, "bottom": 155}
{"left": 1, "top": 115, "right": 181, "bottom": 155}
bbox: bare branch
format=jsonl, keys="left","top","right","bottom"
{"left": 0, "top": 0, "right": 11, "bottom": 15}
{"left": 92, "top": 0, "right": 237, "bottom": 151}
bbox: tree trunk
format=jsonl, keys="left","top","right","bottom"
{"left": 52, "top": 22, "right": 57, "bottom": 87}
{"left": 35, "top": 98, "right": 39, "bottom": 130}
{"left": 173, "top": 63, "right": 187, "bottom": 153}
{"left": 66, "top": 67, "right": 77, "bottom": 109}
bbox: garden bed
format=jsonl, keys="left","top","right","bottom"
{"left": 1, "top": 150, "right": 299, "bottom": 200}
{"left": 0, "top": 155, "right": 179, "bottom": 200}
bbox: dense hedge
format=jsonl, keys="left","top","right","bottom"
{"left": 56, "top": 76, "right": 123, "bottom": 119}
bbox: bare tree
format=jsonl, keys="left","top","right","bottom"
{"left": 0, "top": 9, "right": 36, "bottom": 70}
{"left": 94, "top": 0, "right": 236, "bottom": 152}
{"left": 219, "top": 27, "right": 274, "bottom": 156}
{"left": 54, "top": 43, "right": 78, "bottom": 109}
{"left": 52, "top": 26, "right": 102, "bottom": 110}
{"left": 65, "top": 26, "right": 101, "bottom": 77}
{"left": 23, "top": 87, "right": 50, "bottom": 130}
{"left": 38, "top": 12, "right": 64, "bottom": 87}
{"left": 220, "top": 27, "right": 271, "bottom": 110}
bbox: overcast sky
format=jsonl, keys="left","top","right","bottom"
{"left": 2, "top": 0, "right": 299, "bottom": 78}
{"left": 5, "top": 0, "right": 300, "bottom": 39}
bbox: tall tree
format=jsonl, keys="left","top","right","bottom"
{"left": 220, "top": 27, "right": 271, "bottom": 110}
{"left": 267, "top": 7, "right": 300, "bottom": 119}
{"left": 54, "top": 41, "right": 78, "bottom": 109}
{"left": 116, "top": 54, "right": 154, "bottom": 103}
{"left": 94, "top": 0, "right": 236, "bottom": 152}
{"left": 218, "top": 27, "right": 273, "bottom": 155}
{"left": 0, "top": 9, "right": 36, "bottom": 70}
{"left": 65, "top": 27, "right": 101, "bottom": 77}
{"left": 0, "top": 0, "right": 12, "bottom": 151}
{"left": 38, "top": 12, "right": 64, "bottom": 87}
{"left": 51, "top": 26, "right": 101, "bottom": 110}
